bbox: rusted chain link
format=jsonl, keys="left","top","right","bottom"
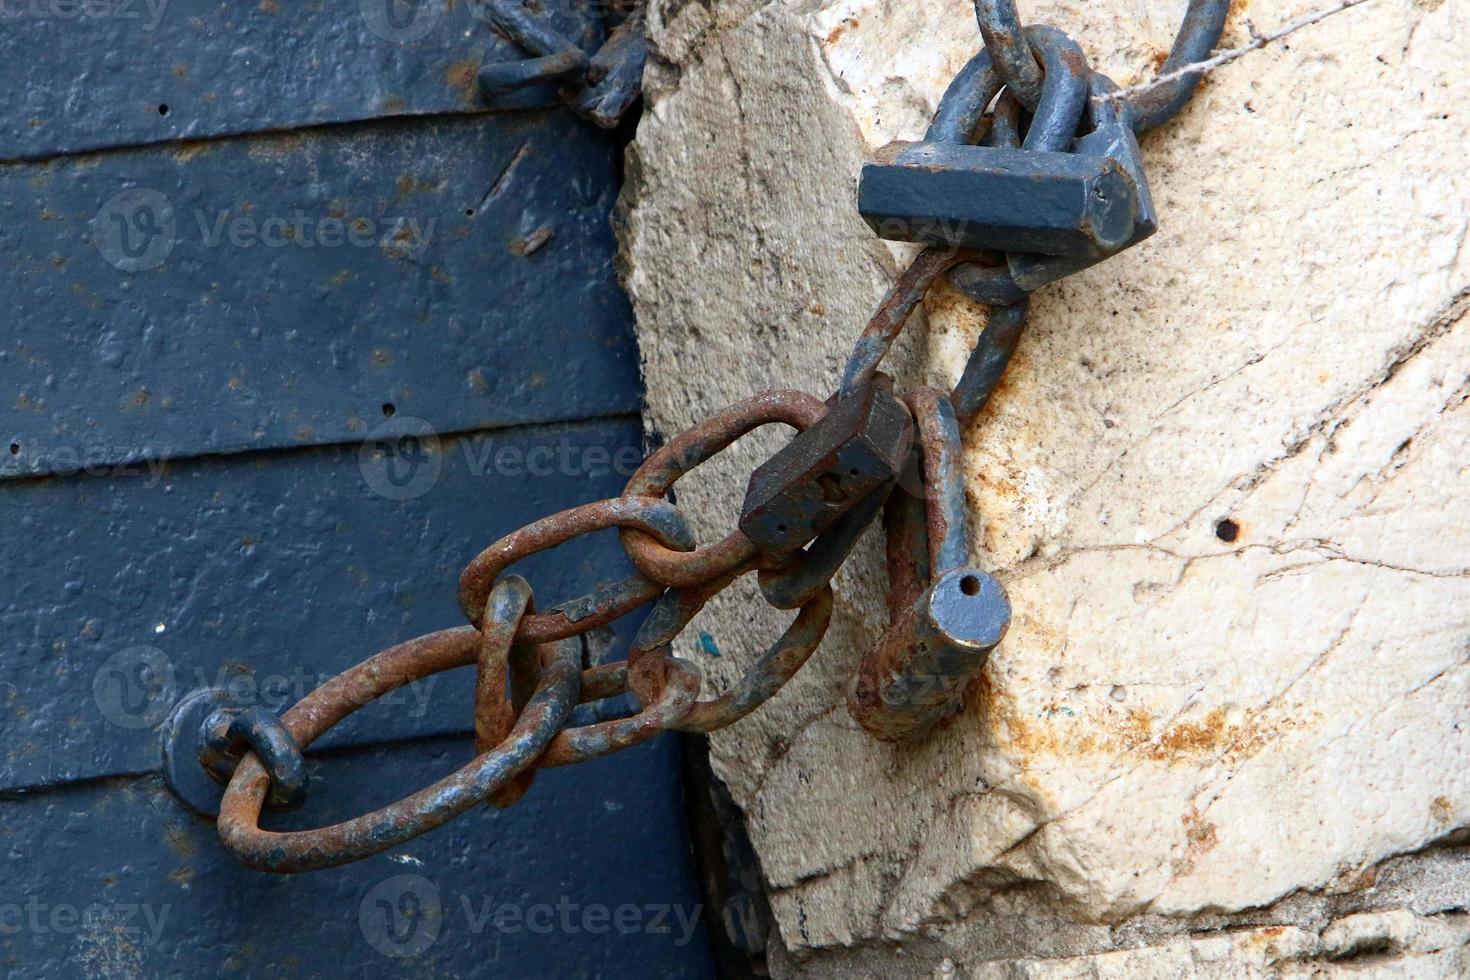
{"left": 479, "top": 0, "right": 649, "bottom": 129}
{"left": 194, "top": 0, "right": 1230, "bottom": 872}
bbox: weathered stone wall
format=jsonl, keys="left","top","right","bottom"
{"left": 618, "top": 0, "right": 1470, "bottom": 974}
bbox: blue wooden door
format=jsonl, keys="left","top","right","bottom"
{"left": 0, "top": 3, "right": 713, "bottom": 976}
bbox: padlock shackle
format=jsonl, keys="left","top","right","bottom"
{"left": 927, "top": 51, "right": 1003, "bottom": 145}
{"left": 1083, "top": 71, "right": 1133, "bottom": 135}
{"left": 1018, "top": 26, "right": 1089, "bottom": 153}
{"left": 926, "top": 26, "right": 1089, "bottom": 154}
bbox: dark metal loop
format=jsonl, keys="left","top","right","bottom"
{"left": 620, "top": 390, "right": 828, "bottom": 587}
{"left": 950, "top": 298, "right": 1031, "bottom": 429}
{"left": 479, "top": 49, "right": 590, "bottom": 96}
{"left": 757, "top": 486, "right": 888, "bottom": 610}
{"left": 482, "top": 0, "right": 590, "bottom": 76}
{"left": 942, "top": 27, "right": 1089, "bottom": 309}
{"left": 974, "top": 0, "right": 1230, "bottom": 134}
{"left": 972, "top": 0, "right": 1044, "bottom": 110}
{"left": 1129, "top": 0, "right": 1231, "bottom": 133}
{"left": 1085, "top": 71, "right": 1132, "bottom": 133}
{"left": 479, "top": 0, "right": 649, "bottom": 129}
{"left": 926, "top": 50, "right": 1003, "bottom": 145}
{"left": 200, "top": 706, "right": 309, "bottom": 814}
{"left": 625, "top": 561, "right": 835, "bottom": 734}
{"left": 906, "top": 388, "right": 972, "bottom": 576}
{"left": 458, "top": 496, "right": 696, "bottom": 641}
{"left": 474, "top": 575, "right": 543, "bottom": 809}
{"left": 218, "top": 626, "right": 581, "bottom": 873}
{"left": 1018, "top": 25, "right": 1090, "bottom": 153}
{"left": 564, "top": 2, "right": 650, "bottom": 129}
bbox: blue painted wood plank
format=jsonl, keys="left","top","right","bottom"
{"left": 0, "top": 736, "right": 714, "bottom": 977}
{"left": 0, "top": 414, "right": 655, "bottom": 791}
{"left": 0, "top": 110, "right": 641, "bottom": 479}
{"left": 0, "top": 0, "right": 600, "bottom": 162}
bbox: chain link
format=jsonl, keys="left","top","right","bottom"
{"left": 201, "top": 0, "right": 1231, "bottom": 871}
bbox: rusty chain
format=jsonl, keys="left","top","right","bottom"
{"left": 176, "top": 0, "right": 1232, "bottom": 872}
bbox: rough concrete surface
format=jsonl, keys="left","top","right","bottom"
{"left": 618, "top": 0, "right": 1470, "bottom": 974}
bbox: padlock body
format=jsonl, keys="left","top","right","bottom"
{"left": 859, "top": 141, "right": 1140, "bottom": 257}
{"left": 847, "top": 567, "right": 1011, "bottom": 742}
{"left": 1075, "top": 122, "right": 1157, "bottom": 242}
{"left": 740, "top": 377, "right": 912, "bottom": 555}
{"left": 1006, "top": 122, "right": 1159, "bottom": 292}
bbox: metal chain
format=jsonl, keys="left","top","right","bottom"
{"left": 478, "top": 0, "right": 650, "bottom": 129}
{"left": 194, "top": 0, "right": 1231, "bottom": 872}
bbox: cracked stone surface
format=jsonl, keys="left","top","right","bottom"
{"left": 618, "top": 0, "right": 1470, "bottom": 974}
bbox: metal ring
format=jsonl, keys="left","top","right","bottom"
{"left": 926, "top": 49, "right": 1003, "bottom": 145}
{"left": 625, "top": 562, "right": 834, "bottom": 734}
{"left": 458, "top": 496, "right": 696, "bottom": 640}
{"left": 950, "top": 297, "right": 1030, "bottom": 428}
{"left": 484, "top": 0, "right": 590, "bottom": 69}
{"left": 535, "top": 655, "right": 703, "bottom": 766}
{"left": 974, "top": 0, "right": 1230, "bottom": 133}
{"left": 1016, "top": 25, "right": 1090, "bottom": 153}
{"left": 1130, "top": 0, "right": 1231, "bottom": 134}
{"left": 842, "top": 249, "right": 977, "bottom": 398}
{"left": 972, "top": 0, "right": 1044, "bottom": 110}
{"left": 217, "top": 626, "right": 580, "bottom": 873}
{"left": 619, "top": 390, "right": 828, "bottom": 587}
{"left": 906, "top": 388, "right": 972, "bottom": 577}
{"left": 199, "top": 707, "right": 309, "bottom": 813}
{"left": 475, "top": 576, "right": 542, "bottom": 809}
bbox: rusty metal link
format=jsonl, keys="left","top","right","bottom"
{"left": 458, "top": 495, "right": 695, "bottom": 640}
{"left": 847, "top": 389, "right": 1012, "bottom": 742}
{"left": 198, "top": 706, "right": 309, "bottom": 814}
{"left": 479, "top": 0, "right": 648, "bottom": 129}
{"left": 1130, "top": 0, "right": 1232, "bottom": 133}
{"left": 627, "top": 562, "right": 834, "bottom": 734}
{"left": 619, "top": 390, "right": 828, "bottom": 587}
{"left": 218, "top": 623, "right": 581, "bottom": 872}
{"left": 187, "top": 0, "right": 1230, "bottom": 873}
{"left": 474, "top": 575, "right": 540, "bottom": 808}
{"left": 971, "top": 1, "right": 1044, "bottom": 111}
